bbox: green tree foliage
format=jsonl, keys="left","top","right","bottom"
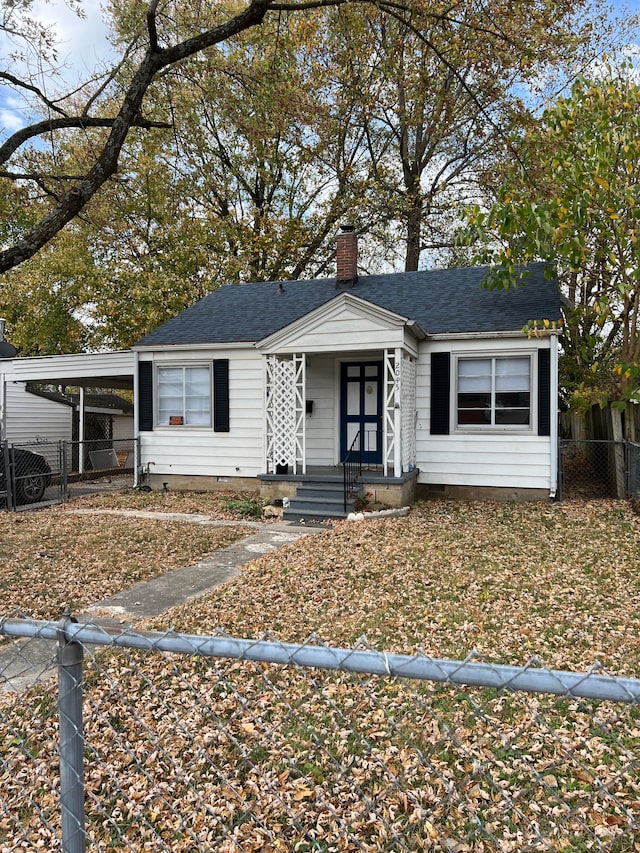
{"left": 466, "top": 66, "right": 640, "bottom": 406}
{"left": 0, "top": 0, "right": 631, "bottom": 352}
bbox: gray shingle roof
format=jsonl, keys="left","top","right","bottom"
{"left": 134, "top": 262, "right": 559, "bottom": 347}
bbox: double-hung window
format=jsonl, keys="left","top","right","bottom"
{"left": 157, "top": 365, "right": 211, "bottom": 426}
{"left": 457, "top": 356, "right": 531, "bottom": 428}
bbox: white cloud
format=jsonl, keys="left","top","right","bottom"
{"left": 0, "top": 0, "right": 116, "bottom": 140}
{"left": 30, "top": 0, "right": 115, "bottom": 90}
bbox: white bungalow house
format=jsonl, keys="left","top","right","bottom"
{"left": 133, "top": 228, "right": 560, "bottom": 519}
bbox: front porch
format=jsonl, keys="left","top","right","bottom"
{"left": 258, "top": 465, "right": 420, "bottom": 521}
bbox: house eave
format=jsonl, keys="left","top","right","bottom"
{"left": 134, "top": 341, "right": 254, "bottom": 353}
{"left": 427, "top": 329, "right": 559, "bottom": 341}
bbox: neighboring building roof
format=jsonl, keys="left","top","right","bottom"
{"left": 66, "top": 393, "right": 134, "bottom": 414}
{"left": 134, "top": 262, "right": 560, "bottom": 348}
{"left": 25, "top": 386, "right": 75, "bottom": 407}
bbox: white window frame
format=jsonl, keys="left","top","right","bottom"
{"left": 454, "top": 352, "right": 535, "bottom": 433}
{"left": 155, "top": 363, "right": 212, "bottom": 428}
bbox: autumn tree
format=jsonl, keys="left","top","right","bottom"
{"left": 1, "top": 0, "right": 612, "bottom": 279}
{"left": 320, "top": 0, "right": 612, "bottom": 271}
{"left": 466, "top": 66, "right": 640, "bottom": 419}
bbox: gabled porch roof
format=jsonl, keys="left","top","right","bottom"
{"left": 256, "top": 291, "right": 425, "bottom": 355}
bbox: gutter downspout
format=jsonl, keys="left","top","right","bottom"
{"left": 549, "top": 334, "right": 559, "bottom": 498}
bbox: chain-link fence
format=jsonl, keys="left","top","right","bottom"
{"left": 0, "top": 438, "right": 137, "bottom": 509}
{"left": 558, "top": 439, "right": 640, "bottom": 500}
{"left": 1, "top": 614, "right": 639, "bottom": 852}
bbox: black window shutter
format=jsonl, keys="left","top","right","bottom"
{"left": 213, "top": 359, "right": 230, "bottom": 432}
{"left": 538, "top": 349, "right": 551, "bottom": 436}
{"left": 430, "top": 352, "right": 451, "bottom": 435}
{"left": 138, "top": 361, "right": 153, "bottom": 432}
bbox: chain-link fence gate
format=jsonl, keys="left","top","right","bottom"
{"left": 1, "top": 614, "right": 639, "bottom": 852}
{"left": 559, "top": 439, "right": 640, "bottom": 500}
{"left": 0, "top": 438, "right": 137, "bottom": 509}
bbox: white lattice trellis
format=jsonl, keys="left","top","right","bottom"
{"left": 383, "top": 350, "right": 397, "bottom": 476}
{"left": 401, "top": 353, "right": 417, "bottom": 471}
{"left": 265, "top": 355, "right": 305, "bottom": 473}
{"left": 384, "top": 349, "right": 416, "bottom": 476}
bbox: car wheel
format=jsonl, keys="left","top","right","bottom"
{"left": 17, "top": 470, "right": 46, "bottom": 504}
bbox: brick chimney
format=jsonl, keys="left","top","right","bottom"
{"left": 336, "top": 224, "right": 358, "bottom": 288}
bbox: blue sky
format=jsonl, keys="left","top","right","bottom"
{"left": 1, "top": 0, "right": 639, "bottom": 144}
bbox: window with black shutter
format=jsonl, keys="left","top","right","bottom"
{"left": 213, "top": 359, "right": 230, "bottom": 432}
{"left": 430, "top": 352, "right": 451, "bottom": 435}
{"left": 538, "top": 349, "right": 551, "bottom": 436}
{"left": 138, "top": 361, "right": 153, "bottom": 432}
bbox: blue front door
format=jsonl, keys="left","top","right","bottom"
{"left": 340, "top": 361, "right": 383, "bottom": 464}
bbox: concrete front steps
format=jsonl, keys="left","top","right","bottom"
{"left": 282, "top": 474, "right": 356, "bottom": 523}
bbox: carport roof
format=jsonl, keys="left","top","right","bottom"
{"left": 0, "top": 350, "right": 134, "bottom": 389}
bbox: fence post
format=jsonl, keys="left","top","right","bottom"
{"left": 57, "top": 609, "right": 86, "bottom": 853}
{"left": 60, "top": 440, "right": 69, "bottom": 503}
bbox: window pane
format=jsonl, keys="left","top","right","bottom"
{"left": 157, "top": 365, "right": 211, "bottom": 426}
{"left": 364, "top": 382, "right": 378, "bottom": 415}
{"left": 458, "top": 359, "right": 491, "bottom": 392}
{"left": 496, "top": 392, "right": 530, "bottom": 408}
{"left": 458, "top": 409, "right": 491, "bottom": 425}
{"left": 458, "top": 392, "right": 491, "bottom": 410}
{"left": 496, "top": 409, "right": 530, "bottom": 425}
{"left": 363, "top": 423, "right": 378, "bottom": 452}
{"left": 347, "top": 382, "right": 360, "bottom": 415}
{"left": 496, "top": 357, "right": 530, "bottom": 391}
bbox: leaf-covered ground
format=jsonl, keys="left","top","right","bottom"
{"left": 0, "top": 498, "right": 253, "bottom": 619}
{"left": 154, "top": 498, "right": 640, "bottom": 675}
{"left": 2, "top": 495, "right": 640, "bottom": 851}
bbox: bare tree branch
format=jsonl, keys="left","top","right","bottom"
{"left": 0, "top": 116, "right": 171, "bottom": 166}
{"left": 0, "top": 71, "right": 68, "bottom": 116}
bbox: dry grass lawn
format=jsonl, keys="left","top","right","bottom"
{"left": 0, "top": 490, "right": 258, "bottom": 619}
{"left": 1, "top": 493, "right": 640, "bottom": 851}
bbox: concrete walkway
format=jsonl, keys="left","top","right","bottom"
{"left": 82, "top": 513, "right": 315, "bottom": 621}
{"left": 0, "top": 512, "right": 319, "bottom": 692}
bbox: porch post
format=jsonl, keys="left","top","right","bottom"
{"left": 383, "top": 350, "right": 395, "bottom": 477}
{"left": 293, "top": 354, "right": 306, "bottom": 475}
{"left": 265, "top": 354, "right": 305, "bottom": 475}
{"left": 393, "top": 347, "right": 402, "bottom": 477}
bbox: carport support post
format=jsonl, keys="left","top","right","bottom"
{"left": 78, "top": 387, "right": 85, "bottom": 475}
{"left": 57, "top": 609, "right": 86, "bottom": 853}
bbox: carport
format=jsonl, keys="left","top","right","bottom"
{"left": 0, "top": 350, "right": 137, "bottom": 505}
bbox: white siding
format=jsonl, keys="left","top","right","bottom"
{"left": 139, "top": 350, "right": 265, "bottom": 478}
{"left": 112, "top": 415, "right": 134, "bottom": 442}
{"left": 416, "top": 337, "right": 553, "bottom": 490}
{"left": 305, "top": 356, "right": 336, "bottom": 466}
{"left": 260, "top": 296, "right": 417, "bottom": 356}
{"left": 3, "top": 382, "right": 73, "bottom": 445}
{"left": 280, "top": 305, "right": 404, "bottom": 353}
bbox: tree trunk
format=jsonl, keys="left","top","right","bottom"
{"left": 404, "top": 197, "right": 422, "bottom": 272}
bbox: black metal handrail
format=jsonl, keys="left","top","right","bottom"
{"left": 342, "top": 430, "right": 362, "bottom": 513}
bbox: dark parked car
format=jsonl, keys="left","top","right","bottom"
{"left": 0, "top": 447, "right": 52, "bottom": 505}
